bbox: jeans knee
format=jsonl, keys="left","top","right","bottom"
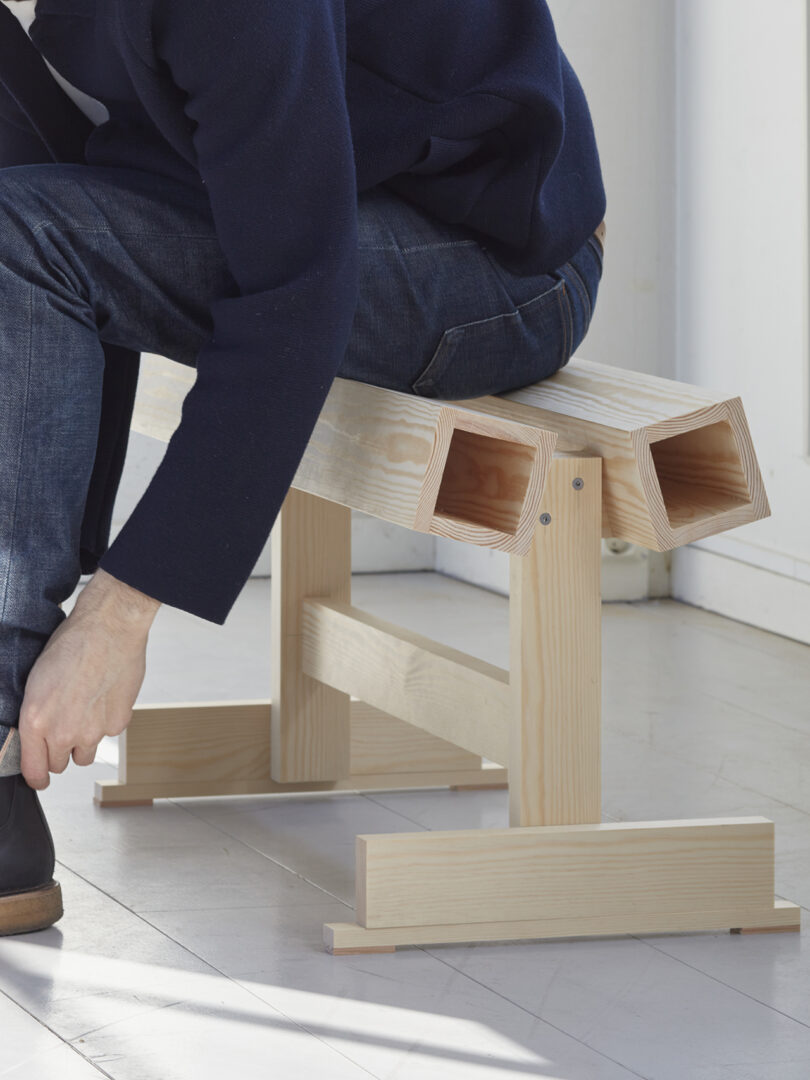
{"left": 0, "top": 172, "right": 93, "bottom": 308}
{"left": 0, "top": 173, "right": 52, "bottom": 276}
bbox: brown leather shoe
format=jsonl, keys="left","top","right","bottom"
{"left": 0, "top": 772, "right": 63, "bottom": 935}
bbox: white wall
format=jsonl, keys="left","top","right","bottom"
{"left": 671, "top": 0, "right": 810, "bottom": 639}
{"left": 548, "top": 0, "right": 677, "bottom": 378}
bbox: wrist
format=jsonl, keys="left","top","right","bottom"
{"left": 75, "top": 568, "right": 161, "bottom": 633}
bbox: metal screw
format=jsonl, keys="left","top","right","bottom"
{"left": 606, "top": 537, "right": 631, "bottom": 555}
{"left": 539, "top": 513, "right": 552, "bottom": 526}
{"left": 572, "top": 477, "right": 584, "bottom": 490}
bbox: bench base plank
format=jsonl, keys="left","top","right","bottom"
{"left": 325, "top": 817, "right": 799, "bottom": 952}
{"left": 325, "top": 902, "right": 800, "bottom": 953}
{"left": 94, "top": 768, "right": 508, "bottom": 806}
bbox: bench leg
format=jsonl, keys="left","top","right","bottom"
{"left": 270, "top": 488, "right": 352, "bottom": 782}
{"left": 508, "top": 455, "right": 602, "bottom": 827}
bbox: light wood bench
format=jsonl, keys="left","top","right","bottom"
{"left": 95, "top": 354, "right": 801, "bottom": 952}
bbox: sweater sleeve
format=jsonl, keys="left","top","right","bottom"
{"left": 98, "top": 0, "right": 359, "bottom": 624}
{"left": 0, "top": 9, "right": 58, "bottom": 167}
{"left": 0, "top": 89, "right": 50, "bottom": 166}
{"left": 0, "top": 5, "right": 46, "bottom": 166}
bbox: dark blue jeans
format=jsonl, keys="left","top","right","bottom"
{"left": 0, "top": 163, "right": 602, "bottom": 765}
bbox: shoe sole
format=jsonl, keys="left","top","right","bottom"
{"left": 0, "top": 881, "right": 63, "bottom": 935}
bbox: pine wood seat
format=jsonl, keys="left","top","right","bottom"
{"left": 125, "top": 355, "right": 558, "bottom": 556}
{"left": 95, "top": 353, "right": 799, "bottom": 953}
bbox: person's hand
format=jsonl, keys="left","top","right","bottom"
{"left": 18, "top": 569, "right": 161, "bottom": 790}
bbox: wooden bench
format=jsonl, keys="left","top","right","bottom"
{"left": 95, "top": 354, "right": 801, "bottom": 952}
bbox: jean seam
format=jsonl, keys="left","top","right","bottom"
{"left": 556, "top": 281, "right": 570, "bottom": 367}
{"left": 441, "top": 278, "right": 567, "bottom": 338}
{"left": 411, "top": 273, "right": 570, "bottom": 393}
{"left": 31, "top": 224, "right": 223, "bottom": 241}
{"left": 360, "top": 240, "right": 479, "bottom": 254}
{"left": 563, "top": 259, "right": 592, "bottom": 327}
{"left": 588, "top": 234, "right": 604, "bottom": 272}
{"left": 0, "top": 244, "right": 36, "bottom": 627}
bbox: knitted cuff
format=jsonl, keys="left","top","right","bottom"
{"left": 0, "top": 726, "right": 21, "bottom": 777}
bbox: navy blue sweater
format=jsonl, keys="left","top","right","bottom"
{"left": 0, "top": 0, "right": 605, "bottom": 624}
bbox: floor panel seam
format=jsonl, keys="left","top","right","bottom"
{"left": 58, "top": 866, "right": 379, "bottom": 1079}
{"left": 420, "top": 950, "right": 651, "bottom": 1080}
{"left": 166, "top": 801, "right": 354, "bottom": 908}
{"left": 0, "top": 985, "right": 114, "bottom": 1079}
{"left": 633, "top": 934, "right": 810, "bottom": 1031}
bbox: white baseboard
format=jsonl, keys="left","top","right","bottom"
{"left": 250, "top": 522, "right": 667, "bottom": 601}
{"left": 434, "top": 536, "right": 670, "bottom": 602}
{"left": 672, "top": 545, "right": 810, "bottom": 646}
{"left": 251, "top": 524, "right": 668, "bottom": 602}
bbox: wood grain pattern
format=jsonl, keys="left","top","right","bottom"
{"left": 300, "top": 596, "right": 510, "bottom": 764}
{"left": 97, "top": 698, "right": 503, "bottom": 805}
{"left": 350, "top": 700, "right": 482, "bottom": 775}
{"left": 270, "top": 489, "right": 352, "bottom": 782}
{"left": 119, "top": 701, "right": 271, "bottom": 786}
{"left": 355, "top": 818, "right": 778, "bottom": 930}
{"left": 449, "top": 357, "right": 770, "bottom": 549}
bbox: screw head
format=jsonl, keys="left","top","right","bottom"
{"left": 572, "top": 477, "right": 584, "bottom": 490}
{"left": 539, "top": 512, "right": 552, "bottom": 526}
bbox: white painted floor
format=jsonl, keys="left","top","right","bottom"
{"left": 2, "top": 571, "right": 809, "bottom": 1080}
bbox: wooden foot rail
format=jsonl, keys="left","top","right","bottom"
{"left": 94, "top": 699, "right": 505, "bottom": 805}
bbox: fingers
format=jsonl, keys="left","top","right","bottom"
{"left": 45, "top": 745, "right": 72, "bottom": 779}
{"left": 19, "top": 728, "right": 51, "bottom": 791}
{"left": 19, "top": 710, "right": 100, "bottom": 786}
{"left": 21, "top": 739, "right": 99, "bottom": 785}
{"left": 71, "top": 744, "right": 98, "bottom": 767}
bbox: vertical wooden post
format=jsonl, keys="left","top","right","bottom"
{"left": 508, "top": 454, "right": 602, "bottom": 827}
{"left": 270, "top": 488, "right": 352, "bottom": 782}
